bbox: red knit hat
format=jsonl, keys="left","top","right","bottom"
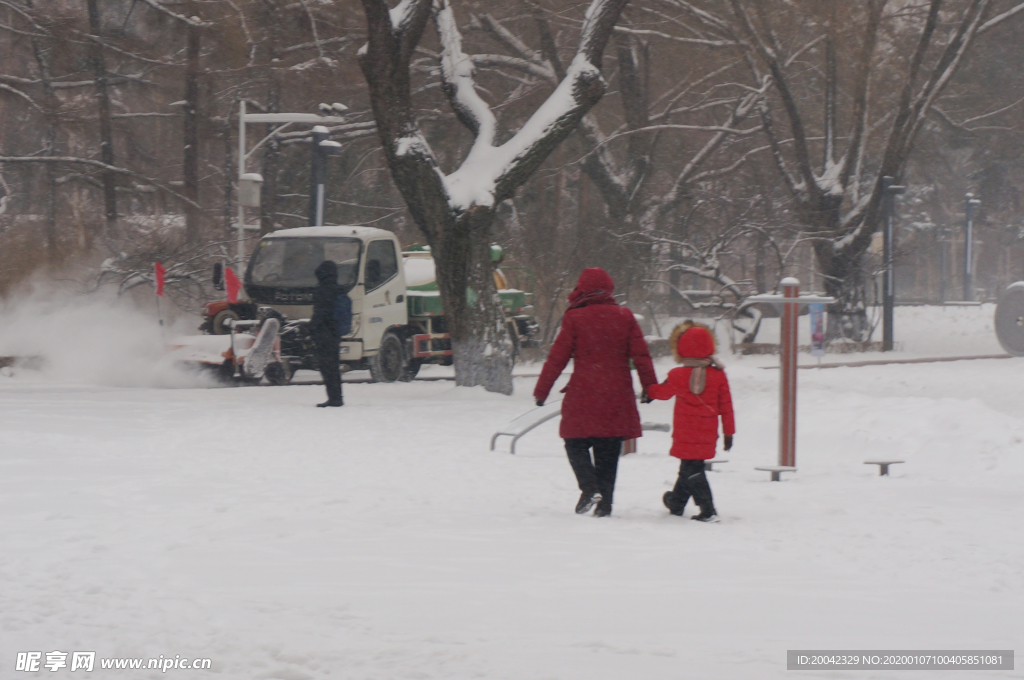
{"left": 673, "top": 323, "right": 715, "bottom": 360}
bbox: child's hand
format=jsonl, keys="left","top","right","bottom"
{"left": 723, "top": 435, "right": 733, "bottom": 451}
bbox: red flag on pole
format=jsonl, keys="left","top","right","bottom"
{"left": 224, "top": 266, "right": 242, "bottom": 304}
{"left": 154, "top": 262, "right": 166, "bottom": 297}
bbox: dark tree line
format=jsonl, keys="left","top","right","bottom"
{"left": 1, "top": 0, "right": 1023, "bottom": 386}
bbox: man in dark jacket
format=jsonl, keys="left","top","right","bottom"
{"left": 310, "top": 260, "right": 343, "bottom": 407}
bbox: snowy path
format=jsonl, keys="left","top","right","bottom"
{"left": 2, "top": 353, "right": 1022, "bottom": 679}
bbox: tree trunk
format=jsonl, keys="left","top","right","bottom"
{"left": 222, "top": 112, "right": 234, "bottom": 241}
{"left": 28, "top": 10, "right": 59, "bottom": 265}
{"left": 85, "top": 0, "right": 118, "bottom": 242}
{"left": 183, "top": 22, "right": 202, "bottom": 245}
{"left": 259, "top": 0, "right": 282, "bottom": 235}
{"left": 432, "top": 209, "right": 514, "bottom": 394}
{"left": 815, "top": 240, "right": 871, "bottom": 342}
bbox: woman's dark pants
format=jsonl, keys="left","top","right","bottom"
{"left": 564, "top": 437, "right": 622, "bottom": 511}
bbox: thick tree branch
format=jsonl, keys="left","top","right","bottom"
{"left": 729, "top": 0, "right": 816, "bottom": 197}
{"left": 433, "top": 0, "right": 496, "bottom": 141}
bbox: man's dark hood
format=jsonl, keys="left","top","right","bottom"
{"left": 314, "top": 260, "right": 338, "bottom": 286}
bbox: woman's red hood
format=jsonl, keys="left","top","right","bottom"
{"left": 568, "top": 268, "right": 616, "bottom": 309}
{"left": 574, "top": 267, "right": 614, "bottom": 294}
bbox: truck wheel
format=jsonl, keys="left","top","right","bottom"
{"left": 369, "top": 332, "right": 406, "bottom": 383}
{"left": 996, "top": 282, "right": 1024, "bottom": 356}
{"left": 399, "top": 358, "right": 421, "bottom": 382}
{"left": 211, "top": 309, "right": 240, "bottom": 335}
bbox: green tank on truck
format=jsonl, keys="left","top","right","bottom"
{"left": 199, "top": 226, "right": 539, "bottom": 383}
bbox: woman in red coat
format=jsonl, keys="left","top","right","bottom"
{"left": 534, "top": 268, "right": 658, "bottom": 517}
{"left": 646, "top": 322, "right": 735, "bottom": 522}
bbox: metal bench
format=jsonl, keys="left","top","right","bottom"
{"left": 755, "top": 465, "right": 797, "bottom": 481}
{"left": 704, "top": 458, "right": 728, "bottom": 472}
{"left": 864, "top": 460, "right": 904, "bottom": 476}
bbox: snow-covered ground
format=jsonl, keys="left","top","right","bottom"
{"left": 1, "top": 301, "right": 1021, "bottom": 678}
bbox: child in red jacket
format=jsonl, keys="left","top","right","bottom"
{"left": 645, "top": 322, "right": 735, "bottom": 522}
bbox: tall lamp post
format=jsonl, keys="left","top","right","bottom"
{"left": 235, "top": 101, "right": 347, "bottom": 262}
{"left": 938, "top": 225, "right": 948, "bottom": 303}
{"left": 964, "top": 192, "right": 982, "bottom": 301}
{"left": 309, "top": 126, "right": 343, "bottom": 227}
{"left": 881, "top": 176, "right": 906, "bottom": 352}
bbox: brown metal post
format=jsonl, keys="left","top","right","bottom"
{"left": 779, "top": 277, "right": 800, "bottom": 467}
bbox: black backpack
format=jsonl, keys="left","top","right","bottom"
{"left": 333, "top": 293, "right": 352, "bottom": 336}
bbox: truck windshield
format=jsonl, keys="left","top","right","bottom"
{"left": 248, "top": 237, "right": 361, "bottom": 288}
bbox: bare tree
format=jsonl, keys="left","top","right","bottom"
{"left": 357, "top": 0, "right": 629, "bottom": 393}
{"left": 712, "top": 0, "right": 1024, "bottom": 339}
{"left": 85, "top": 0, "right": 119, "bottom": 241}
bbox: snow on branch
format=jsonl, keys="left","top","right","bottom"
{"left": 135, "top": 0, "right": 211, "bottom": 27}
{"left": 578, "top": 0, "right": 632, "bottom": 65}
{"left": 979, "top": 1, "right": 1024, "bottom": 32}
{"left": 433, "top": 0, "right": 497, "bottom": 142}
{"left": 0, "top": 83, "right": 42, "bottom": 111}
{"left": 612, "top": 25, "right": 737, "bottom": 47}
{"left": 437, "top": 0, "right": 627, "bottom": 209}
{"left": 390, "top": 0, "right": 420, "bottom": 31}
{"left": 443, "top": 53, "right": 602, "bottom": 208}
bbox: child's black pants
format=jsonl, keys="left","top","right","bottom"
{"left": 669, "top": 459, "right": 716, "bottom": 515}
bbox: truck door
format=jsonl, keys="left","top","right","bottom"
{"left": 361, "top": 238, "right": 407, "bottom": 352}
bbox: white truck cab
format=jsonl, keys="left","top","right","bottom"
{"left": 243, "top": 226, "right": 407, "bottom": 363}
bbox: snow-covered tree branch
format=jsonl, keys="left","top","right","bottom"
{"left": 358, "top": 0, "right": 629, "bottom": 394}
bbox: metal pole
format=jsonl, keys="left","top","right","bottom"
{"left": 964, "top": 193, "right": 981, "bottom": 301}
{"left": 882, "top": 177, "right": 895, "bottom": 351}
{"left": 880, "top": 177, "right": 905, "bottom": 351}
{"left": 237, "top": 100, "right": 246, "bottom": 264}
{"left": 309, "top": 125, "right": 329, "bottom": 226}
{"left": 779, "top": 277, "right": 799, "bottom": 468}
{"left": 939, "top": 226, "right": 947, "bottom": 303}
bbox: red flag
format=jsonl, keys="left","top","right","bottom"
{"left": 154, "top": 262, "right": 166, "bottom": 297}
{"left": 224, "top": 266, "right": 242, "bottom": 304}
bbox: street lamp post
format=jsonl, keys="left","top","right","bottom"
{"left": 881, "top": 176, "right": 905, "bottom": 352}
{"left": 308, "top": 126, "right": 342, "bottom": 227}
{"left": 964, "top": 192, "right": 982, "bottom": 301}
{"left": 938, "top": 225, "right": 947, "bottom": 303}
{"left": 235, "top": 102, "right": 347, "bottom": 263}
